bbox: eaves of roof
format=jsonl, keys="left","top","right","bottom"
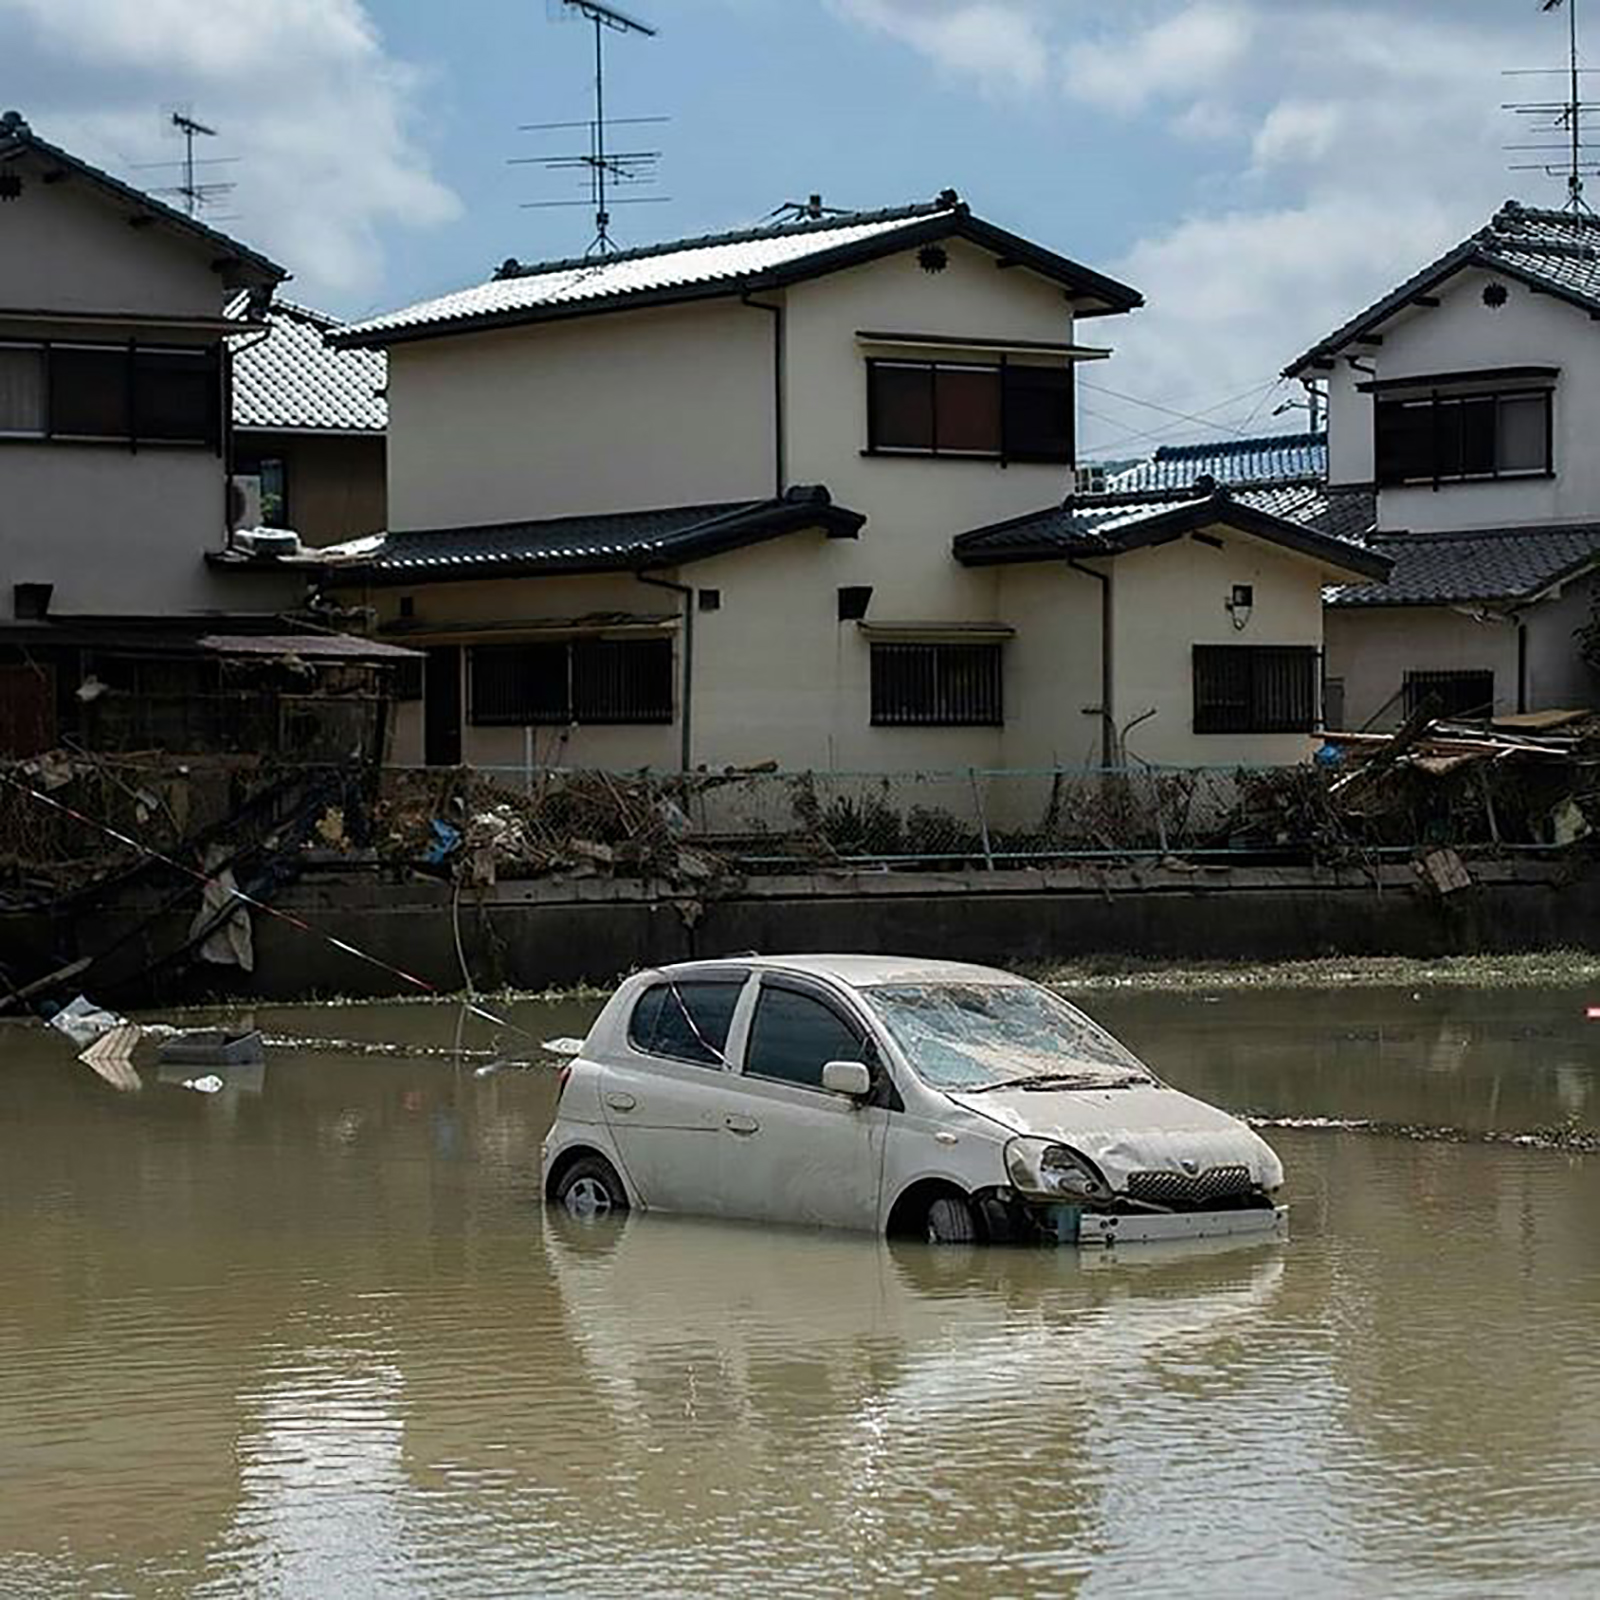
{"left": 954, "top": 488, "right": 1391, "bottom": 583}
{"left": 0, "top": 112, "right": 285, "bottom": 286}
{"left": 327, "top": 488, "right": 866, "bottom": 586}
{"left": 329, "top": 200, "right": 1143, "bottom": 350}
{"left": 1284, "top": 209, "right": 1600, "bottom": 378}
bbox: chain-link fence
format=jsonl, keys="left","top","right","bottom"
{"left": 384, "top": 757, "right": 1597, "bottom": 878}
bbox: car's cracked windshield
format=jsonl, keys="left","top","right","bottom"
{"left": 860, "top": 982, "right": 1156, "bottom": 1091}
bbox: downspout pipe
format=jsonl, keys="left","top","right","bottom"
{"left": 1067, "top": 557, "right": 1114, "bottom": 769}
{"left": 741, "top": 292, "right": 786, "bottom": 496}
{"left": 637, "top": 571, "right": 694, "bottom": 772}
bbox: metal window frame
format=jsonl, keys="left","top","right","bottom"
{"left": 1375, "top": 384, "right": 1554, "bottom": 488}
{"left": 869, "top": 639, "right": 1005, "bottom": 728}
{"left": 1192, "top": 644, "right": 1320, "bottom": 735}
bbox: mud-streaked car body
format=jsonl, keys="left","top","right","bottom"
{"left": 541, "top": 956, "right": 1286, "bottom": 1246}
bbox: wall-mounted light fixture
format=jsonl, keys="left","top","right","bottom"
{"left": 1226, "top": 583, "right": 1254, "bottom": 631}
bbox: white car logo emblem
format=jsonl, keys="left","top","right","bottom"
{"left": 1181, "top": 1158, "right": 1200, "bottom": 1176}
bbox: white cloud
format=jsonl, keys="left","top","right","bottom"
{"left": 825, "top": 0, "right": 1052, "bottom": 93}
{"left": 0, "top": 0, "right": 459, "bottom": 301}
{"left": 1064, "top": 4, "right": 1253, "bottom": 116}
{"left": 829, "top": 0, "right": 1548, "bottom": 455}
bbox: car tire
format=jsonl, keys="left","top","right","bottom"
{"left": 552, "top": 1153, "right": 629, "bottom": 1219}
{"left": 925, "top": 1193, "right": 978, "bottom": 1245}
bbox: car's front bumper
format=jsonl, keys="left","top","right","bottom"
{"left": 1031, "top": 1202, "right": 1288, "bottom": 1248}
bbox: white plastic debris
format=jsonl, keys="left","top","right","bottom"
{"left": 540, "top": 1037, "right": 586, "bottom": 1058}
{"left": 182, "top": 1075, "right": 226, "bottom": 1095}
{"left": 49, "top": 995, "right": 129, "bottom": 1052}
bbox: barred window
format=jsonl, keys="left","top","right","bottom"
{"left": 871, "top": 642, "right": 1003, "bottom": 727}
{"left": 1403, "top": 669, "right": 1494, "bottom": 720}
{"left": 1193, "top": 646, "right": 1319, "bottom": 735}
{"left": 469, "top": 638, "right": 673, "bottom": 726}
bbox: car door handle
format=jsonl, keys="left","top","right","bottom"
{"left": 724, "top": 1113, "right": 759, "bottom": 1135}
{"left": 606, "top": 1092, "right": 638, "bottom": 1113}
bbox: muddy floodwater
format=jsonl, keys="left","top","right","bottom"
{"left": 4, "top": 981, "right": 1600, "bottom": 1598}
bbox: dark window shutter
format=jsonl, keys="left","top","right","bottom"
{"left": 868, "top": 363, "right": 935, "bottom": 450}
{"left": 934, "top": 366, "right": 1002, "bottom": 453}
{"left": 1002, "top": 365, "right": 1074, "bottom": 462}
{"left": 49, "top": 347, "right": 130, "bottom": 438}
{"left": 135, "top": 347, "right": 220, "bottom": 444}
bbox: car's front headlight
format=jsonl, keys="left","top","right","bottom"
{"left": 1005, "top": 1138, "right": 1112, "bottom": 1203}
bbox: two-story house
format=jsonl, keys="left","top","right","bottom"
{"left": 323, "top": 191, "right": 1384, "bottom": 774}
{"left": 0, "top": 111, "right": 411, "bottom": 759}
{"left": 1284, "top": 201, "right": 1600, "bottom": 728}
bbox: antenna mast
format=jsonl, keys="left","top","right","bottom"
{"left": 136, "top": 107, "right": 239, "bottom": 220}
{"left": 515, "top": 1, "right": 666, "bottom": 255}
{"left": 1506, "top": 0, "right": 1600, "bottom": 213}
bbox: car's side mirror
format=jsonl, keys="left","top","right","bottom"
{"left": 822, "top": 1060, "right": 872, "bottom": 1098}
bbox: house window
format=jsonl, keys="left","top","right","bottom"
{"left": 1376, "top": 388, "right": 1551, "bottom": 485}
{"left": 0, "top": 342, "right": 221, "bottom": 446}
{"left": 866, "top": 359, "right": 1074, "bottom": 463}
{"left": 1403, "top": 669, "right": 1494, "bottom": 720}
{"left": 871, "top": 641, "right": 1003, "bottom": 727}
{"left": 0, "top": 345, "right": 45, "bottom": 435}
{"left": 468, "top": 638, "right": 673, "bottom": 726}
{"left": 238, "top": 454, "right": 290, "bottom": 526}
{"left": 1193, "top": 646, "right": 1319, "bottom": 734}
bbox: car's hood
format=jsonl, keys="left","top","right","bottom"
{"left": 946, "top": 1082, "right": 1283, "bottom": 1191}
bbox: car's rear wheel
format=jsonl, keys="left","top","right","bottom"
{"left": 552, "top": 1153, "right": 629, "bottom": 1218}
{"left": 925, "top": 1193, "right": 978, "bottom": 1245}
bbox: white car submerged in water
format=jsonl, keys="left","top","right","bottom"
{"left": 541, "top": 956, "right": 1286, "bottom": 1246}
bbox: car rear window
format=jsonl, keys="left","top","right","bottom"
{"left": 629, "top": 980, "right": 742, "bottom": 1067}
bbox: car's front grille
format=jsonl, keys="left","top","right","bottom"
{"left": 1126, "top": 1164, "right": 1254, "bottom": 1209}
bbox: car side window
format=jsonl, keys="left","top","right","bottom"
{"left": 628, "top": 980, "right": 742, "bottom": 1067}
{"left": 744, "top": 985, "right": 864, "bottom": 1091}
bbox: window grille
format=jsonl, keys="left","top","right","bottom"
{"left": 469, "top": 638, "right": 673, "bottom": 726}
{"left": 871, "top": 641, "right": 1003, "bottom": 727}
{"left": 1193, "top": 646, "right": 1319, "bottom": 734}
{"left": 1403, "top": 669, "right": 1495, "bottom": 720}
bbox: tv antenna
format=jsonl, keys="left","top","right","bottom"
{"left": 513, "top": 1, "right": 668, "bottom": 254}
{"left": 1504, "top": 0, "right": 1600, "bottom": 213}
{"left": 134, "top": 107, "right": 239, "bottom": 219}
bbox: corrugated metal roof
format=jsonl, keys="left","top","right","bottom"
{"left": 331, "top": 195, "right": 1144, "bottom": 348}
{"left": 229, "top": 298, "right": 387, "bottom": 434}
{"left": 1109, "top": 432, "right": 1328, "bottom": 494}
{"left": 1326, "top": 524, "right": 1600, "bottom": 607}
{"left": 1288, "top": 201, "right": 1600, "bottom": 375}
{"left": 323, "top": 488, "right": 865, "bottom": 585}
{"left": 198, "top": 632, "right": 419, "bottom": 661}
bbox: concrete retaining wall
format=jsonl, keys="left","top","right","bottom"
{"left": 11, "top": 859, "right": 1598, "bottom": 1005}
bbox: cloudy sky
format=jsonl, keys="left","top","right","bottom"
{"left": 1, "top": 0, "right": 1578, "bottom": 454}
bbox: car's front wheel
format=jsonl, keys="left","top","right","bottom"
{"left": 925, "top": 1193, "right": 978, "bottom": 1245}
{"left": 552, "top": 1153, "right": 629, "bottom": 1218}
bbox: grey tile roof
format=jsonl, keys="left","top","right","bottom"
{"left": 229, "top": 298, "right": 386, "bottom": 434}
{"left": 0, "top": 109, "right": 283, "bottom": 286}
{"left": 1327, "top": 523, "right": 1600, "bottom": 607}
{"left": 323, "top": 488, "right": 865, "bottom": 584}
{"left": 1287, "top": 201, "right": 1600, "bottom": 375}
{"left": 952, "top": 483, "right": 1389, "bottom": 580}
{"left": 331, "top": 194, "right": 1143, "bottom": 348}
{"left": 1108, "top": 432, "right": 1328, "bottom": 494}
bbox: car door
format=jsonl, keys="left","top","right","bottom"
{"left": 598, "top": 971, "right": 751, "bottom": 1215}
{"left": 715, "top": 975, "right": 890, "bottom": 1232}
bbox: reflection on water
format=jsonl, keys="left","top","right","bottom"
{"left": 3, "top": 984, "right": 1600, "bottom": 1596}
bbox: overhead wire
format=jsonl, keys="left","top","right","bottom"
{"left": 0, "top": 771, "right": 535, "bottom": 1042}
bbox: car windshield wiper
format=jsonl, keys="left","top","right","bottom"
{"left": 963, "top": 1072, "right": 1148, "bottom": 1093}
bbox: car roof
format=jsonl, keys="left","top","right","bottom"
{"left": 646, "top": 954, "right": 1030, "bottom": 990}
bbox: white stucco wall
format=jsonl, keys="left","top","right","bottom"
{"left": 1324, "top": 606, "right": 1521, "bottom": 730}
{"left": 384, "top": 300, "right": 776, "bottom": 531}
{"left": 1108, "top": 528, "right": 1331, "bottom": 767}
{"left": 0, "top": 154, "right": 294, "bottom": 618}
{"left": 1326, "top": 574, "right": 1600, "bottom": 731}
{"left": 0, "top": 163, "right": 224, "bottom": 318}
{"left": 1324, "top": 267, "right": 1600, "bottom": 533}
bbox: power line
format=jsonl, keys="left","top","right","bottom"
{"left": 1078, "top": 377, "right": 1259, "bottom": 436}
